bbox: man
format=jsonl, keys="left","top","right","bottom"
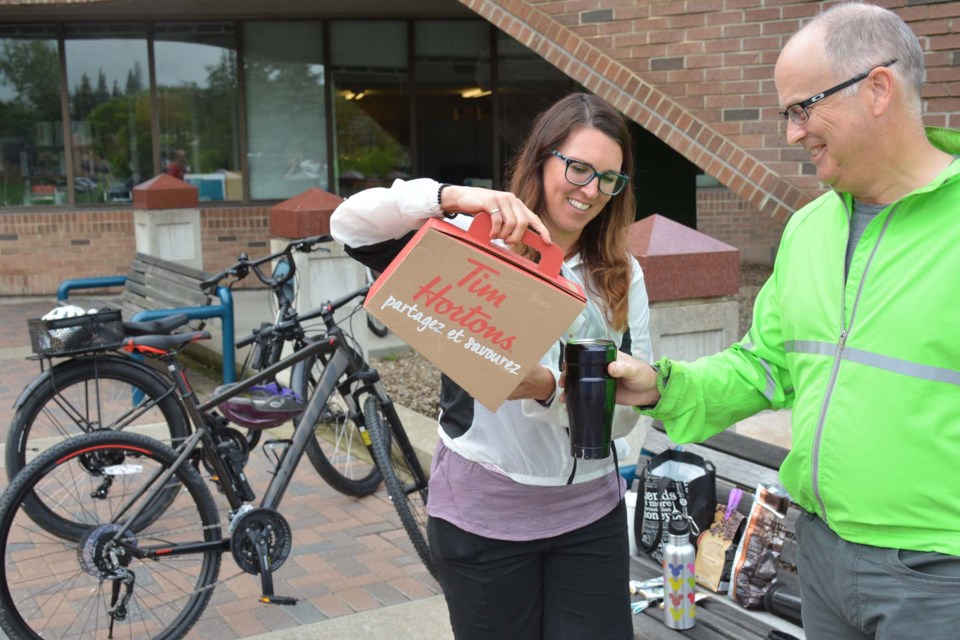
{"left": 165, "top": 149, "right": 187, "bottom": 180}
{"left": 608, "top": 3, "right": 960, "bottom": 638}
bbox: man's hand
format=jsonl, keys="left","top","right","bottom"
{"left": 608, "top": 352, "right": 661, "bottom": 407}
{"left": 558, "top": 352, "right": 662, "bottom": 408}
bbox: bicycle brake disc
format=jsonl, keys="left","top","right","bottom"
{"left": 230, "top": 507, "right": 292, "bottom": 575}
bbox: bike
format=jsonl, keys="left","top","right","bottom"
{"left": 364, "top": 266, "right": 389, "bottom": 338}
{"left": 0, "top": 284, "right": 432, "bottom": 640}
{"left": 6, "top": 236, "right": 381, "bottom": 499}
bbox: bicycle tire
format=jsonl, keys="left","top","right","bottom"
{"left": 364, "top": 394, "right": 434, "bottom": 578}
{"left": 7, "top": 356, "right": 191, "bottom": 538}
{"left": 0, "top": 430, "right": 222, "bottom": 640}
{"left": 296, "top": 352, "right": 382, "bottom": 497}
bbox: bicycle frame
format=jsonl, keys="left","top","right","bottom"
{"left": 113, "top": 287, "right": 389, "bottom": 553}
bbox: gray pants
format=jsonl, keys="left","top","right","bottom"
{"left": 796, "top": 512, "right": 960, "bottom": 639}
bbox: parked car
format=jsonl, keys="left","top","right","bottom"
{"left": 74, "top": 177, "right": 98, "bottom": 193}
{"left": 106, "top": 179, "right": 133, "bottom": 202}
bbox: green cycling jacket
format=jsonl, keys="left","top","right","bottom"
{"left": 648, "top": 127, "right": 960, "bottom": 555}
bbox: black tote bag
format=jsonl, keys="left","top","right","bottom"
{"left": 636, "top": 448, "right": 717, "bottom": 562}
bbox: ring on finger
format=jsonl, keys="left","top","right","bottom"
{"left": 489, "top": 208, "right": 501, "bottom": 215}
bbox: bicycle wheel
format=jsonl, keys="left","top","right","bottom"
{"left": 8, "top": 356, "right": 190, "bottom": 476}
{"left": 0, "top": 431, "right": 222, "bottom": 640}
{"left": 364, "top": 394, "right": 434, "bottom": 578}
{"left": 296, "top": 353, "right": 382, "bottom": 497}
{"left": 7, "top": 356, "right": 190, "bottom": 538}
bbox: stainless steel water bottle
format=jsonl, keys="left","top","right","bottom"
{"left": 662, "top": 515, "right": 697, "bottom": 629}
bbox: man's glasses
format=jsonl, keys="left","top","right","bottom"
{"left": 550, "top": 150, "right": 629, "bottom": 196}
{"left": 778, "top": 59, "right": 897, "bottom": 126}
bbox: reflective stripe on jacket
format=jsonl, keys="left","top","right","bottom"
{"left": 649, "top": 127, "right": 960, "bottom": 555}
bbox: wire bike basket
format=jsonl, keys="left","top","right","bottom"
{"left": 27, "top": 309, "right": 126, "bottom": 357}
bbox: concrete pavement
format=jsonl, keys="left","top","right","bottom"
{"left": 0, "top": 295, "right": 792, "bottom": 640}
{"left": 0, "top": 295, "right": 451, "bottom": 640}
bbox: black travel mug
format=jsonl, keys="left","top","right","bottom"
{"left": 564, "top": 339, "right": 616, "bottom": 459}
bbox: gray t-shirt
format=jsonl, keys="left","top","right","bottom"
{"left": 845, "top": 200, "right": 887, "bottom": 277}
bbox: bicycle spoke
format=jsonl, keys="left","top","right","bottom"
{"left": 0, "top": 432, "right": 222, "bottom": 640}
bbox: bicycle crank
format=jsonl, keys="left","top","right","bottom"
{"left": 230, "top": 507, "right": 297, "bottom": 605}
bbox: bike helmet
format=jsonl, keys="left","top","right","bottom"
{"left": 216, "top": 382, "right": 305, "bottom": 430}
{"left": 41, "top": 304, "right": 88, "bottom": 321}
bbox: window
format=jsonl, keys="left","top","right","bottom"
{"left": 496, "top": 33, "right": 577, "bottom": 183}
{"left": 154, "top": 22, "right": 240, "bottom": 201}
{"left": 414, "top": 21, "right": 492, "bottom": 188}
{"left": 65, "top": 24, "right": 151, "bottom": 205}
{"left": 330, "top": 21, "right": 409, "bottom": 197}
{"left": 244, "top": 21, "right": 327, "bottom": 201}
{"left": 0, "top": 25, "right": 64, "bottom": 207}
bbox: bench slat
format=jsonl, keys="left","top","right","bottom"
{"left": 630, "top": 553, "right": 787, "bottom": 639}
{"left": 642, "top": 429, "right": 781, "bottom": 490}
{"left": 133, "top": 252, "right": 209, "bottom": 281}
{"left": 119, "top": 253, "right": 211, "bottom": 312}
{"left": 140, "top": 272, "right": 207, "bottom": 306}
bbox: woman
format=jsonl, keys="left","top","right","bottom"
{"left": 330, "top": 93, "right": 651, "bottom": 640}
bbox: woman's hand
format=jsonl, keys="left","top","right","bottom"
{"left": 507, "top": 364, "right": 556, "bottom": 402}
{"left": 439, "top": 184, "right": 552, "bottom": 246}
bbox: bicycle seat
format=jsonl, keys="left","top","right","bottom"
{"left": 122, "top": 331, "right": 210, "bottom": 355}
{"left": 123, "top": 314, "right": 190, "bottom": 336}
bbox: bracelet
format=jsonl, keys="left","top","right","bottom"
{"left": 437, "top": 183, "right": 457, "bottom": 219}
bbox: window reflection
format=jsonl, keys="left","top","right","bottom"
{"left": 244, "top": 21, "right": 327, "bottom": 201}
{"left": 330, "top": 21, "right": 409, "bottom": 197}
{"left": 155, "top": 22, "right": 240, "bottom": 201}
{"left": 0, "top": 26, "right": 65, "bottom": 207}
{"left": 65, "top": 24, "right": 151, "bottom": 205}
{"left": 496, "top": 33, "right": 576, "bottom": 184}
{"left": 415, "top": 21, "right": 492, "bottom": 188}
{"left": 1, "top": 17, "right": 584, "bottom": 211}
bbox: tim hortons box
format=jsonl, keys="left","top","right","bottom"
{"left": 365, "top": 212, "right": 586, "bottom": 411}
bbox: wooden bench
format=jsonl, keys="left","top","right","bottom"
{"left": 55, "top": 252, "right": 237, "bottom": 382}
{"left": 629, "top": 423, "right": 806, "bottom": 640}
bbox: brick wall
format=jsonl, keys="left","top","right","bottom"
{"left": 463, "top": 0, "right": 959, "bottom": 260}
{"left": 0, "top": 207, "right": 271, "bottom": 295}
{"left": 698, "top": 187, "right": 785, "bottom": 264}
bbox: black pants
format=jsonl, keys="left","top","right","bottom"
{"left": 428, "top": 501, "right": 633, "bottom": 640}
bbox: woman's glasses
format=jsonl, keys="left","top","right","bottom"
{"left": 551, "top": 150, "right": 629, "bottom": 196}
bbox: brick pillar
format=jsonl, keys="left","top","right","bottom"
{"left": 621, "top": 214, "right": 742, "bottom": 459}
{"left": 269, "top": 187, "right": 367, "bottom": 336}
{"left": 628, "top": 214, "right": 741, "bottom": 363}
{"left": 132, "top": 174, "right": 202, "bottom": 269}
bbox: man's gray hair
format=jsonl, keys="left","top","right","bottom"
{"left": 807, "top": 2, "right": 924, "bottom": 111}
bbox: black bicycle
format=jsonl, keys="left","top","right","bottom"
{"left": 6, "top": 236, "right": 382, "bottom": 499}
{"left": 0, "top": 283, "right": 432, "bottom": 640}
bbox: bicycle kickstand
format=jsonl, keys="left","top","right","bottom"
{"left": 250, "top": 531, "right": 297, "bottom": 606}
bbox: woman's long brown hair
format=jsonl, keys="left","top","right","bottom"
{"left": 507, "top": 93, "right": 636, "bottom": 332}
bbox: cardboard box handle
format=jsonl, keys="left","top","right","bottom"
{"left": 467, "top": 212, "right": 563, "bottom": 277}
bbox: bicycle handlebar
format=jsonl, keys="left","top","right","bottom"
{"left": 233, "top": 281, "right": 370, "bottom": 352}
{"left": 199, "top": 235, "right": 334, "bottom": 294}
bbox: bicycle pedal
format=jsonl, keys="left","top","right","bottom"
{"left": 209, "top": 475, "right": 225, "bottom": 494}
{"left": 260, "top": 595, "right": 298, "bottom": 606}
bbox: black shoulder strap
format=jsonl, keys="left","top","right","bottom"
{"left": 343, "top": 230, "right": 416, "bottom": 273}
{"left": 642, "top": 475, "right": 673, "bottom": 554}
